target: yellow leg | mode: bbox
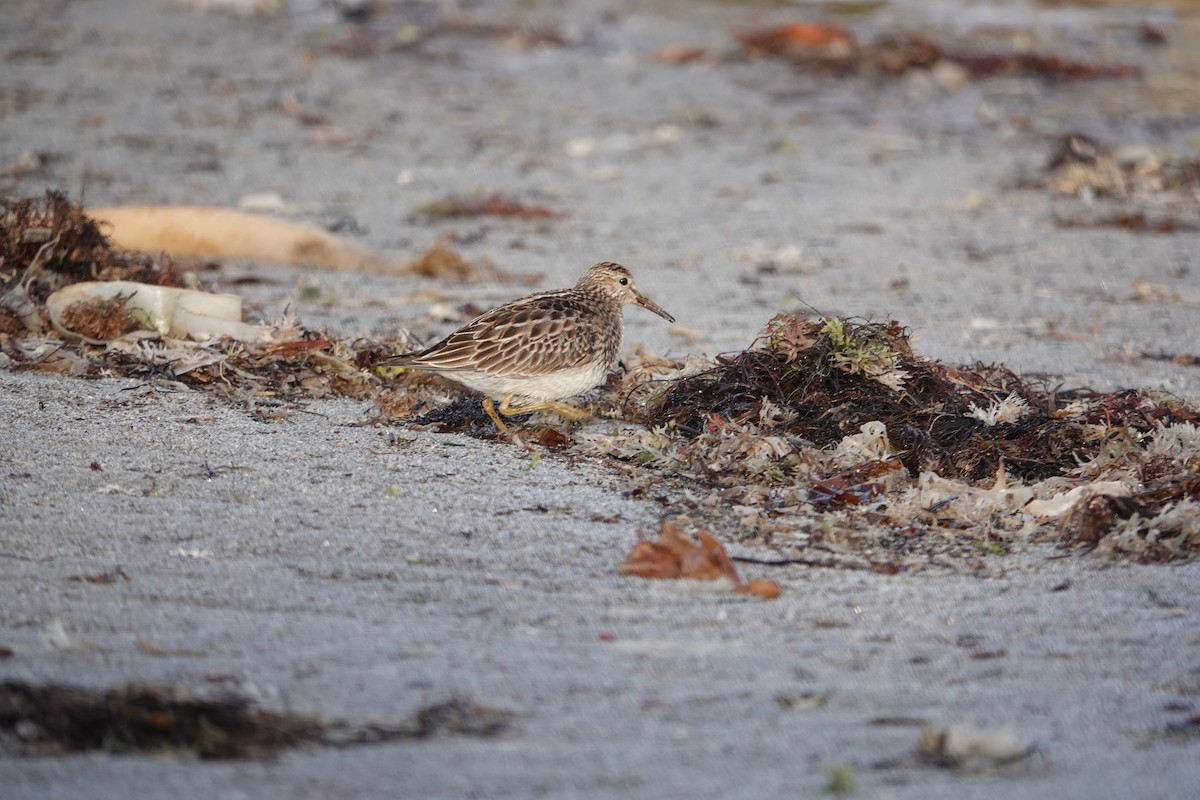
[481,396,509,434]
[497,395,590,422]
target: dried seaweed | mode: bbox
[734,25,1142,81]
[0,680,322,759]
[412,191,566,221]
[0,191,181,306]
[0,680,512,759]
[1055,211,1200,234]
[57,293,142,341]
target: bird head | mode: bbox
[577,262,675,323]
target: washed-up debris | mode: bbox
[1140,351,1200,367]
[653,46,709,65]
[0,680,513,759]
[404,236,490,281]
[1055,210,1200,234]
[66,568,130,585]
[403,236,538,284]
[619,518,782,598]
[47,280,265,343]
[134,638,206,658]
[576,315,1200,565]
[41,620,97,653]
[412,191,567,221]
[322,7,578,59]
[736,22,857,60]
[947,52,1141,81]
[1024,481,1132,518]
[775,690,833,710]
[8,311,382,406]
[731,22,1142,80]
[915,722,1034,769]
[1015,134,1200,232]
[1162,715,1200,742]
[821,763,857,795]
[1036,134,1200,200]
[92,205,410,274]
[0,197,520,421]
[169,0,283,15]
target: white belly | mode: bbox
[438,359,612,403]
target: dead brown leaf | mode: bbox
[534,427,573,448]
[619,518,782,598]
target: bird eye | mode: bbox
[619,277,628,286]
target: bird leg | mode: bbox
[481,396,510,434]
[497,395,590,423]
[480,395,590,435]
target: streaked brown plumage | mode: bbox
[379,262,674,432]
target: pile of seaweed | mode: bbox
[575,315,1200,567]
[644,315,1195,482]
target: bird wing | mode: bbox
[396,292,610,378]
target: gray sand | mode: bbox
[2,1,1199,797]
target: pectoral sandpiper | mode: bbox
[379,261,675,433]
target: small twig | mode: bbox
[926,497,957,513]
[731,554,870,570]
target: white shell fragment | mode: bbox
[1024,481,1133,518]
[46,280,265,343]
[917,722,1033,768]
